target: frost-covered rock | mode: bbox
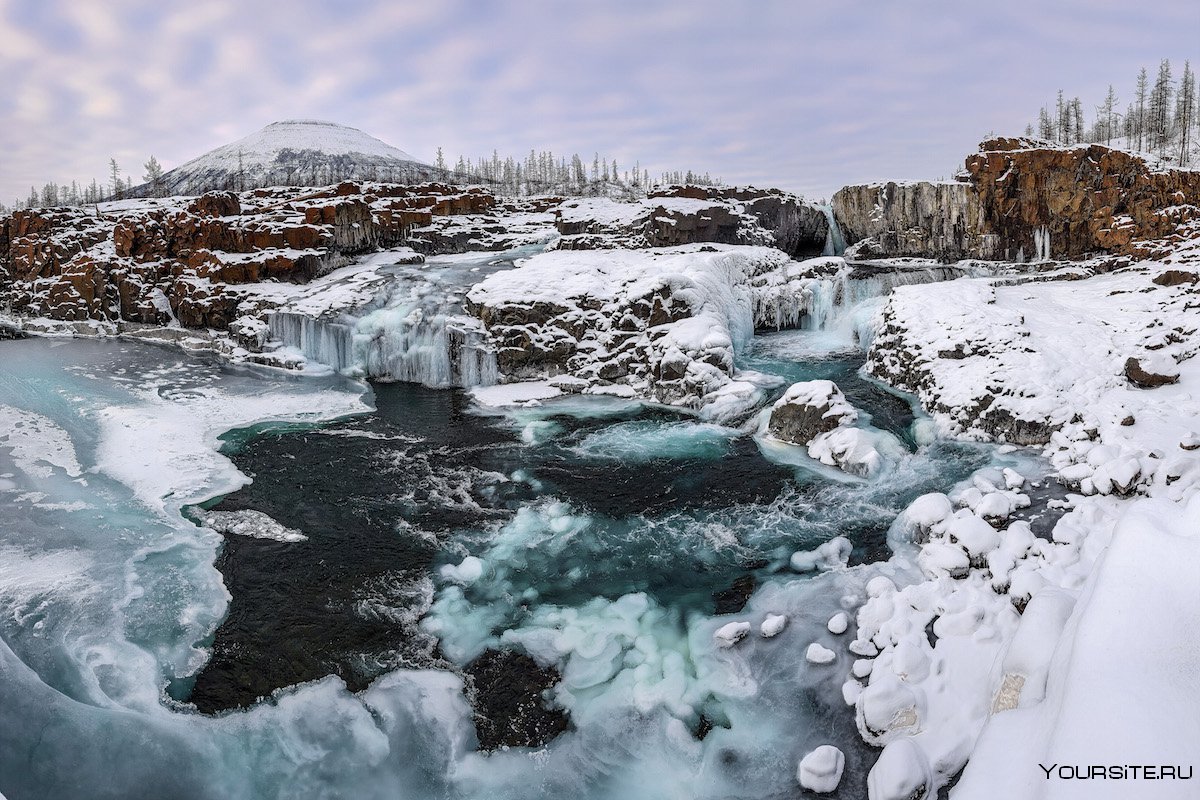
[765,380,899,476]
[797,745,845,794]
[553,186,829,257]
[466,244,795,418]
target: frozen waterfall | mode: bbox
[268,311,357,372]
[755,262,978,350]
[820,205,847,257]
[266,248,539,388]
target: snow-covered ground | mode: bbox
[843,256,1200,798]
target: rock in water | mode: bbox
[767,380,857,445]
[712,573,756,614]
[797,745,845,794]
[465,649,569,750]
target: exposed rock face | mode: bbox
[465,648,568,751]
[767,380,858,445]
[833,138,1200,262]
[833,181,990,262]
[0,182,494,330]
[553,186,828,257]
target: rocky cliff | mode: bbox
[833,138,1200,263]
[0,182,492,328]
[554,186,829,257]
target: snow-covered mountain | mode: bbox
[132,120,436,197]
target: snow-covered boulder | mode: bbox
[713,621,751,648]
[868,738,931,800]
[805,642,837,664]
[797,745,845,794]
[766,380,858,445]
[808,426,886,477]
[760,613,787,638]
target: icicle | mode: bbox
[1033,226,1052,262]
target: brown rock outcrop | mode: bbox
[833,139,1200,262]
[0,182,498,330]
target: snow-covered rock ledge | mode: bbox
[464,244,837,419]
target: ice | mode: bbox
[441,555,485,585]
[790,536,853,573]
[798,744,846,793]
[469,381,563,407]
[0,406,84,480]
[202,509,307,542]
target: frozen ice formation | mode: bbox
[202,509,307,542]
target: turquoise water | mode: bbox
[0,327,1024,800]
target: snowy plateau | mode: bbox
[2,122,1200,800]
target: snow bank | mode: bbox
[954,495,1200,799]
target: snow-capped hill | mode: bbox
[133,120,435,197]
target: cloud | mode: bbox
[0,0,1195,204]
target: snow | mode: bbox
[955,496,1200,799]
[469,381,564,407]
[827,612,850,635]
[797,744,845,793]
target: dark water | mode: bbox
[185,349,992,715]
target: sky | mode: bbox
[0,0,1196,204]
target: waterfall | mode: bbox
[264,250,531,388]
[820,205,847,257]
[267,312,356,371]
[355,307,498,388]
[754,264,974,350]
